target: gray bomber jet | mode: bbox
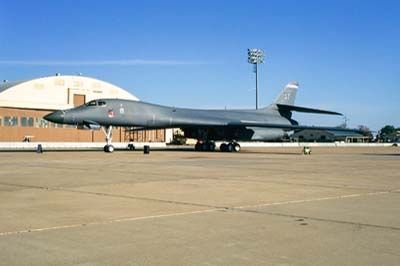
[44,82,347,153]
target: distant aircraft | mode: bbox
[44,82,348,153]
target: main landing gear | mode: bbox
[194,140,241,152]
[195,141,216,152]
[220,142,241,152]
[102,125,114,153]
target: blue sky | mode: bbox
[0,0,399,131]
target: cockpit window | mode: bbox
[85,100,106,107]
[98,101,107,107]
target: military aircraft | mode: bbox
[44,82,348,153]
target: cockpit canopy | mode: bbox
[86,100,107,107]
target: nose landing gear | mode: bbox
[102,126,115,153]
[104,144,114,153]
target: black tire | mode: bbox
[104,145,114,153]
[233,142,241,152]
[220,143,227,152]
[227,143,234,152]
[108,145,115,153]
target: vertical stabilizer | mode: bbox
[273,82,298,105]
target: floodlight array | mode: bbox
[247,49,264,64]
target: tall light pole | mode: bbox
[247,48,264,109]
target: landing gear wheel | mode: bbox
[220,142,240,152]
[220,143,228,152]
[227,143,234,152]
[195,141,216,152]
[102,126,114,153]
[233,142,241,152]
[104,145,115,153]
[108,145,114,153]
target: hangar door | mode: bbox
[73,94,86,107]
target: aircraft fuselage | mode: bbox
[46,99,293,141]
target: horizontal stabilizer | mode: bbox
[276,104,342,116]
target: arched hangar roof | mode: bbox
[0,75,139,110]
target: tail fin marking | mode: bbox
[273,81,298,105]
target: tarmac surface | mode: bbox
[0,146,399,266]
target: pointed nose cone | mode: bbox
[44,110,65,124]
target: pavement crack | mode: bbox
[1,182,399,234]
[0,182,50,190]
[215,177,379,192]
[0,182,219,209]
[0,181,221,209]
[232,208,400,231]
[56,187,221,209]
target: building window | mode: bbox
[4,116,18,127]
[0,116,2,126]
[35,118,49,128]
[49,122,63,128]
[21,117,34,127]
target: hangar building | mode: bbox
[0,75,165,142]
[291,129,367,143]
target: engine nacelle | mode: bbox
[182,126,287,141]
[247,127,286,141]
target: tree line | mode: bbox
[358,125,400,142]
